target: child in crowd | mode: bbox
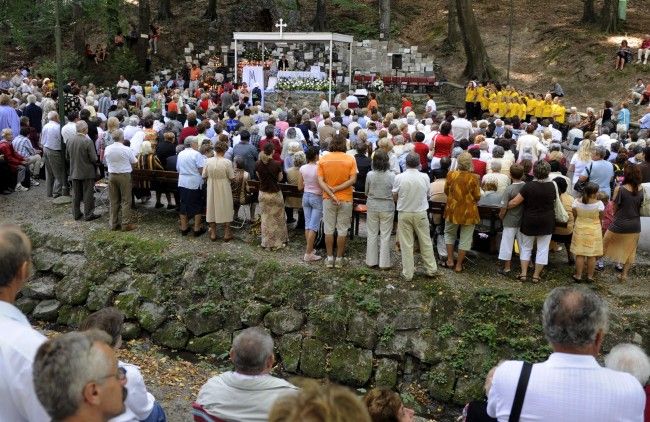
[571,183,604,282]
[497,164,525,275]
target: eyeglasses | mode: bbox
[98,366,126,383]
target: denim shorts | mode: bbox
[302,192,323,232]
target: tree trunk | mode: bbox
[600,0,619,33]
[312,0,327,31]
[72,0,85,55]
[581,0,597,23]
[379,0,391,40]
[204,0,217,21]
[456,0,496,80]
[444,0,460,49]
[158,0,173,20]
[138,0,151,63]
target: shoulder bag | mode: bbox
[508,362,533,422]
[573,163,592,194]
[552,181,569,223]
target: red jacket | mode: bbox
[0,140,25,171]
[179,126,199,145]
[413,142,430,170]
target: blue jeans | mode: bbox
[142,402,167,422]
[302,192,323,232]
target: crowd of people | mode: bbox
[1,67,650,282]
[0,224,648,422]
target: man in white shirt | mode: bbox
[487,286,645,422]
[123,116,141,142]
[116,75,130,98]
[516,125,543,161]
[425,93,437,116]
[196,327,298,421]
[451,110,472,141]
[104,130,137,232]
[392,153,437,281]
[42,111,70,197]
[345,90,359,107]
[319,93,329,114]
[61,111,79,145]
[596,127,614,150]
[566,122,584,150]
[0,225,49,422]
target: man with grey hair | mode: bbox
[196,327,298,421]
[23,94,42,133]
[488,286,645,421]
[33,330,127,422]
[0,225,49,421]
[176,136,206,235]
[66,120,99,221]
[98,90,112,117]
[605,343,650,390]
[41,110,70,197]
[392,152,437,281]
[104,130,137,232]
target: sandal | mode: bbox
[516,274,527,282]
[497,268,511,276]
[439,261,454,269]
[454,265,464,273]
[531,276,541,283]
[585,277,596,283]
[223,236,234,242]
[571,275,582,283]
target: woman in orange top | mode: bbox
[442,152,481,273]
[367,92,379,112]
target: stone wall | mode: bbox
[19,226,648,408]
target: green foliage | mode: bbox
[34,52,83,82]
[105,48,142,82]
[378,324,395,347]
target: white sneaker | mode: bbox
[326,257,335,268]
[636,59,642,64]
[31,179,40,186]
[15,184,29,192]
[304,253,322,262]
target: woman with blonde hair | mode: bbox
[568,136,594,191]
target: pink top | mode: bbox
[300,163,322,195]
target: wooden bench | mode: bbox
[131,169,179,193]
[245,180,303,200]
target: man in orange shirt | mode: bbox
[317,134,357,268]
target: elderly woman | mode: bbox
[177,136,206,236]
[442,152,481,272]
[299,146,323,262]
[377,137,401,174]
[569,137,594,190]
[256,142,288,250]
[203,141,234,242]
[507,160,557,282]
[364,150,396,270]
[482,161,510,193]
[285,151,306,230]
[602,165,644,281]
[578,107,597,133]
[364,388,415,422]
[231,156,250,222]
[604,343,650,420]
[488,145,512,176]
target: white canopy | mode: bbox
[232,32,354,104]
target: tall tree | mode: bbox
[138,0,151,62]
[455,0,496,80]
[379,0,391,40]
[204,0,217,21]
[106,0,122,36]
[71,0,84,55]
[581,0,597,23]
[312,0,327,31]
[158,0,173,20]
[445,0,460,49]
[600,0,619,33]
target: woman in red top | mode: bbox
[401,96,412,115]
[431,121,454,158]
[258,125,282,163]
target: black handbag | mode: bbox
[573,163,592,194]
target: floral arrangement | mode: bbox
[276,77,331,92]
[371,78,384,92]
[242,47,273,62]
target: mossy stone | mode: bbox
[86,285,114,311]
[57,305,90,328]
[55,276,90,305]
[32,248,60,272]
[15,297,38,315]
[52,254,86,277]
[264,308,305,335]
[453,376,485,405]
[114,290,141,319]
[23,276,57,299]
[122,322,141,340]
[105,271,131,292]
[137,302,168,332]
[329,344,373,387]
[375,358,399,388]
[347,312,378,349]
[46,236,83,253]
[153,321,189,349]
[278,333,302,373]
[32,299,61,321]
[300,338,328,379]
[427,362,455,402]
[241,302,272,326]
[186,331,231,355]
[131,274,159,301]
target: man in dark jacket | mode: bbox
[66,120,99,221]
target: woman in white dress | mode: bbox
[203,141,234,241]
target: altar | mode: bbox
[233,30,354,104]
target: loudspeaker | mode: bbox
[391,54,402,70]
